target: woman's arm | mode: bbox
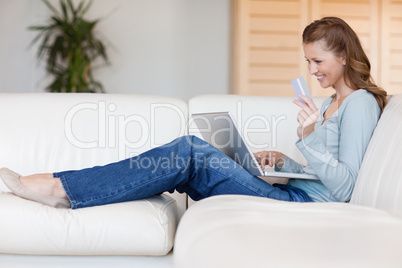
[295,96,380,201]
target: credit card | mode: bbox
[291,76,312,104]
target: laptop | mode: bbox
[191,112,319,180]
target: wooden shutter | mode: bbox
[234,0,309,96]
[381,0,402,94]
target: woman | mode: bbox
[0,17,387,209]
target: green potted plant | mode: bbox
[29,0,110,93]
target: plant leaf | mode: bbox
[28,25,53,31]
[47,35,66,73]
[27,31,46,49]
[74,1,85,18]
[60,0,69,22]
[66,0,75,17]
[79,0,93,17]
[36,34,51,60]
[41,0,60,16]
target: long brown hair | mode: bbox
[302,17,387,112]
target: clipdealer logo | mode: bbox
[64,101,186,158]
[63,100,289,159]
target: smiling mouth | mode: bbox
[317,75,325,81]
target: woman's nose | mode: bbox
[309,63,318,75]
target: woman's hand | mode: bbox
[293,95,320,140]
[254,151,286,170]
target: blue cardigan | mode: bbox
[279,89,381,202]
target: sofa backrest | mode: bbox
[188,94,326,183]
[350,94,402,217]
[0,93,188,216]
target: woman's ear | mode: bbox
[341,51,346,65]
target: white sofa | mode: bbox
[0,93,401,268]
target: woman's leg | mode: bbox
[53,135,312,209]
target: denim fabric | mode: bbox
[55,135,313,209]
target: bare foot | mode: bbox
[20,174,68,200]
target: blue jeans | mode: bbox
[54,135,313,209]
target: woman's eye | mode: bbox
[315,60,322,64]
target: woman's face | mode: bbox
[303,41,347,90]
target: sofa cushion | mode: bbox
[350,94,402,217]
[0,193,177,255]
[174,195,402,268]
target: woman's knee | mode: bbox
[173,135,206,145]
[170,135,210,153]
